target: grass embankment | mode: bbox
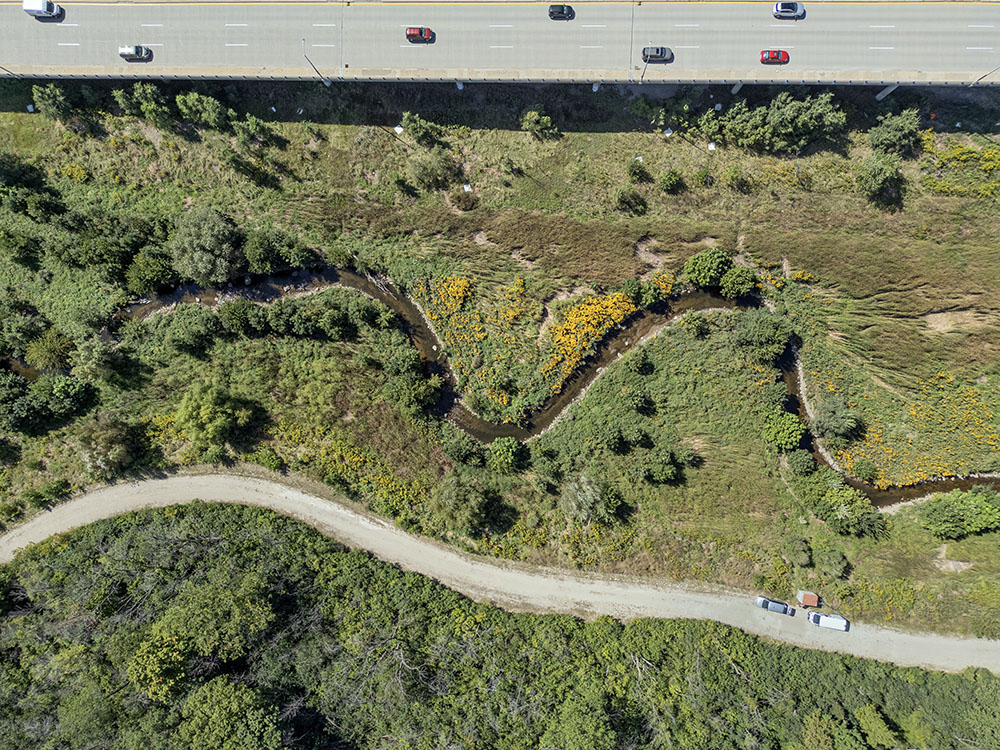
[1,81,1000,635]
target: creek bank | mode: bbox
[125,265,1000,508]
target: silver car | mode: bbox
[772,2,805,19]
[641,46,674,63]
[755,596,793,615]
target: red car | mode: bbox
[760,49,789,64]
[405,26,433,43]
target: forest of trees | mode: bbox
[1,503,998,750]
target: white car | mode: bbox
[773,2,805,19]
[807,612,849,631]
[119,45,152,62]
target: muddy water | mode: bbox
[123,266,1000,507]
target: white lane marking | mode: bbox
[141,23,162,27]
[490,45,513,48]
[311,44,336,47]
[869,46,894,50]
[869,25,895,28]
[675,45,700,49]
[489,24,513,27]
[968,24,994,28]
[579,45,603,49]
[581,24,606,28]
[311,23,336,27]
[145,43,163,47]
[225,43,249,46]
[225,23,248,27]
[674,24,700,27]
[967,46,994,50]
[57,42,79,46]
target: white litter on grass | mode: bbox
[270,106,276,112]
[635,156,643,162]
[463,184,472,192]
[394,125,404,134]
[26,104,34,113]
[714,103,722,111]
[708,142,716,151]
[956,122,962,128]
[296,108,303,115]
[663,127,673,136]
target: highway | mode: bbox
[1,1,999,84]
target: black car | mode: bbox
[548,4,574,20]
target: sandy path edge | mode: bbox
[1,473,997,674]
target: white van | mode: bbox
[23,0,63,18]
[807,612,849,631]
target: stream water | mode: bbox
[108,265,1000,508]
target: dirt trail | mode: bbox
[1,474,997,674]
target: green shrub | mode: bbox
[407,147,462,190]
[626,159,652,184]
[852,458,878,484]
[78,411,136,480]
[428,471,488,536]
[175,91,228,130]
[520,107,558,140]
[32,83,72,122]
[856,152,904,207]
[784,538,812,567]
[645,450,680,484]
[730,309,791,364]
[868,109,921,156]
[918,487,1000,540]
[694,167,714,187]
[126,249,176,297]
[814,548,850,579]
[112,83,171,127]
[449,188,479,211]
[486,436,523,474]
[24,327,74,372]
[719,266,758,299]
[715,92,847,155]
[786,449,816,476]
[722,164,753,193]
[683,248,732,287]
[175,382,252,449]
[761,410,806,453]
[681,312,711,338]
[559,473,619,524]
[658,168,685,194]
[168,207,243,286]
[611,186,647,215]
[811,395,862,440]
[401,111,443,147]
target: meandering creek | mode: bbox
[124,265,1000,508]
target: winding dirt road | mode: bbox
[1,474,997,674]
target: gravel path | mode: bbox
[1,474,997,674]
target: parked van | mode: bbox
[23,0,62,18]
[807,612,849,631]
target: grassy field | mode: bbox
[1,80,1000,635]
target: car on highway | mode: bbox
[807,612,850,631]
[118,45,152,62]
[405,27,434,43]
[548,5,574,20]
[755,596,793,615]
[772,2,805,19]
[641,47,674,63]
[760,49,789,64]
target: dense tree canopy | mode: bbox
[1,504,997,750]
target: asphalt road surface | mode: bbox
[1,1,999,83]
[1,473,999,674]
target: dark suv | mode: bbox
[548,5,574,20]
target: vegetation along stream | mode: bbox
[126,265,1000,508]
